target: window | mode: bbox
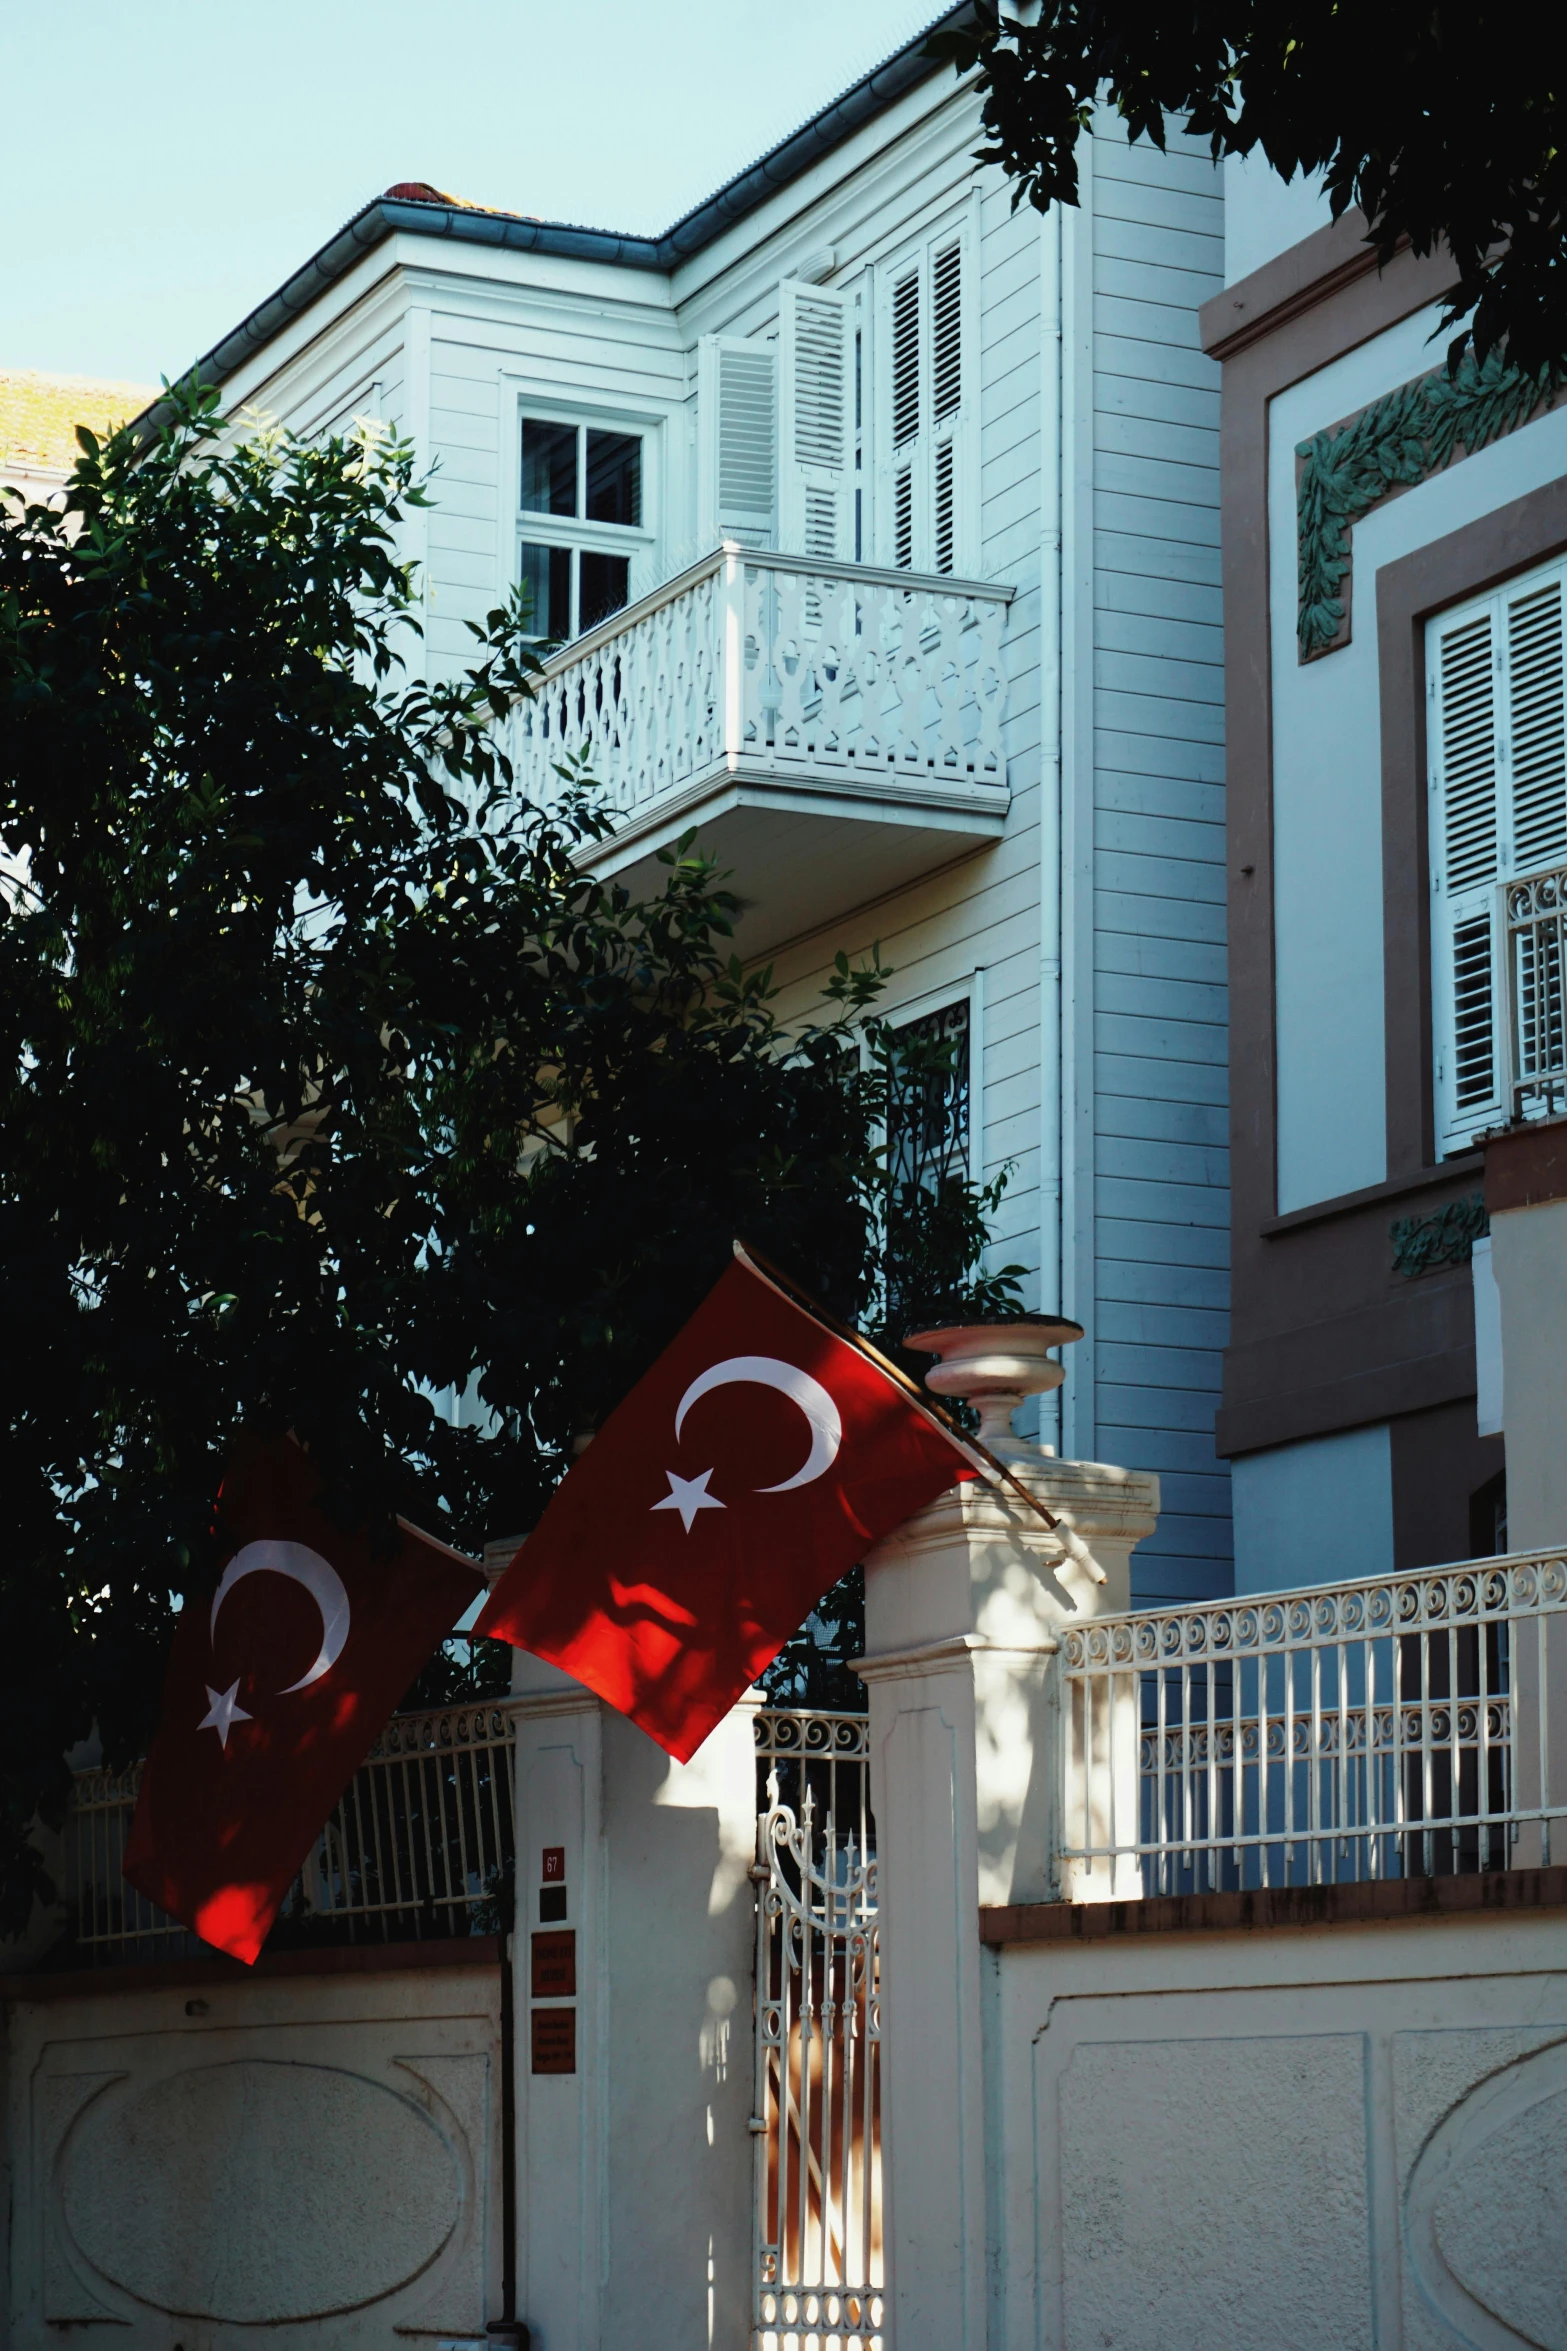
[1430,554,1567,1149]
[884,1000,973,1331]
[885,232,968,574]
[887,1001,971,1192]
[518,416,648,641]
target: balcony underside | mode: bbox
[580,758,1010,954]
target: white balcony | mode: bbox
[503,544,1013,951]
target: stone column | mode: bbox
[509,1651,606,2351]
[857,1324,1158,2348]
[505,1645,758,2351]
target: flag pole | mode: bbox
[732,1241,1105,1581]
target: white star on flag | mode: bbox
[651,1467,726,1533]
[198,1679,253,1749]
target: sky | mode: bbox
[3,0,950,389]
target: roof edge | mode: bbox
[139,3,973,432]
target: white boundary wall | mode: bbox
[986,1905,1567,2351]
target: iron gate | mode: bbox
[752,1709,884,2351]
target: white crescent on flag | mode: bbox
[209,1538,352,1693]
[673,1354,843,1492]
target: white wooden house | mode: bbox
[180,19,1230,1610]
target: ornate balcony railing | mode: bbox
[503,543,1011,845]
[1059,1551,1567,1899]
[62,1701,517,1963]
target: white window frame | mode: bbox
[1429,550,1567,1152]
[860,969,987,1193]
[502,393,660,641]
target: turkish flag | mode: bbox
[122,1432,484,1964]
[476,1249,974,1760]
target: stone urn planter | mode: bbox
[904,1316,1084,1452]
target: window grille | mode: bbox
[887,1000,970,1193]
[1429,557,1567,1149]
[883,999,972,1333]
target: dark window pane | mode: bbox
[579,550,630,632]
[585,430,641,526]
[521,419,577,516]
[885,1000,972,1334]
[888,1002,970,1191]
[520,541,572,638]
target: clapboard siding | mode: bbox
[210,65,1241,1606]
[1088,122,1229,1604]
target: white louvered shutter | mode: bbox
[1430,557,1567,1150]
[882,234,967,572]
[698,334,777,548]
[890,263,921,568]
[930,238,963,574]
[778,281,854,561]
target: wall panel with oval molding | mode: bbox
[6,1963,502,2351]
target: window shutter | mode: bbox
[1431,604,1504,1148]
[893,464,914,570]
[881,235,967,572]
[891,268,921,452]
[933,439,956,575]
[1505,574,1567,873]
[778,281,853,562]
[932,239,962,422]
[698,333,777,548]
[1430,559,1567,1147]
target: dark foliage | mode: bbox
[0,387,1017,1929]
[933,2,1567,375]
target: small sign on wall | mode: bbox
[539,1845,568,1921]
[531,1930,576,1998]
[531,2006,576,2075]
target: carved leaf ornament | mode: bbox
[1296,353,1557,660]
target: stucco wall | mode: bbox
[984,1905,1567,2351]
[1268,317,1567,1214]
[3,1953,504,2350]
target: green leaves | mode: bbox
[0,384,1018,1938]
[935,1,1567,377]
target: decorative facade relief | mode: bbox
[1296,352,1556,659]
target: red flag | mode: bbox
[122,1432,483,1964]
[476,1248,974,1760]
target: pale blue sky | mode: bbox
[3,0,949,388]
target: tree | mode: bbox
[934,2,1567,375]
[0,389,1017,1931]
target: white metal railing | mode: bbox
[1508,864,1567,1118]
[752,1708,882,2351]
[64,1701,516,1960]
[505,543,1011,834]
[1059,1551,1567,1898]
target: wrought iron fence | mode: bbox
[1060,1551,1567,1897]
[752,1708,882,2351]
[64,1701,517,1962]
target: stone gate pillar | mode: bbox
[856,1324,1158,2349]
